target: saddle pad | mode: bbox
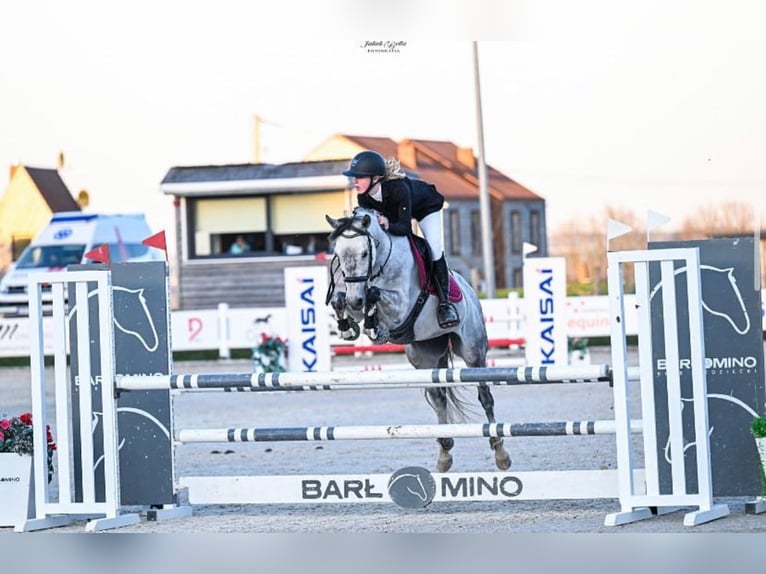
[408,236,463,303]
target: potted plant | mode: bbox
[750,416,766,499]
[252,332,287,373]
[567,336,591,365]
[0,412,56,526]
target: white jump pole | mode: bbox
[175,419,643,444]
[116,363,612,392]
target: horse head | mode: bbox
[326,208,384,312]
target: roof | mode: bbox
[161,160,350,185]
[159,136,543,203]
[337,134,543,202]
[24,166,80,211]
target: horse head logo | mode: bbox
[649,265,750,335]
[387,466,436,508]
[68,286,160,352]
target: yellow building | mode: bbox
[0,165,80,272]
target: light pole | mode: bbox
[473,41,495,298]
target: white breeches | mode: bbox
[417,211,444,260]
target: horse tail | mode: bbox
[424,347,475,423]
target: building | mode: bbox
[0,164,80,272]
[161,134,546,310]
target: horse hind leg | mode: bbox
[426,386,455,472]
[478,386,511,470]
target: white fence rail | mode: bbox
[3,292,765,359]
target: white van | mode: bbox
[0,211,164,316]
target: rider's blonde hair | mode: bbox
[384,157,406,180]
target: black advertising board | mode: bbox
[70,262,173,505]
[650,238,765,496]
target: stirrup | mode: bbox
[437,303,459,328]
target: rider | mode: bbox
[342,149,460,329]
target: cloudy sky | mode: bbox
[2,0,765,240]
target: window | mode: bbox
[510,210,522,254]
[470,210,481,256]
[530,210,541,251]
[271,193,344,254]
[448,210,461,256]
[512,266,523,288]
[188,192,346,258]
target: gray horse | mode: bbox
[326,207,511,472]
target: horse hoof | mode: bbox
[437,453,453,473]
[496,453,512,471]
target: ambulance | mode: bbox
[0,211,164,316]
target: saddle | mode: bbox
[407,235,463,303]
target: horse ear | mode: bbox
[325,214,338,228]
[361,214,372,228]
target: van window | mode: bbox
[16,245,86,268]
[99,243,156,263]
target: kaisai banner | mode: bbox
[523,257,568,366]
[284,266,331,372]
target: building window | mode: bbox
[530,210,541,250]
[470,210,481,256]
[189,192,345,258]
[510,210,522,254]
[448,210,461,256]
[513,266,523,288]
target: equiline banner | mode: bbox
[649,238,765,496]
[69,262,174,506]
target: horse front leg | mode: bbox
[478,386,511,470]
[362,287,388,343]
[330,292,360,341]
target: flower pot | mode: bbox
[0,453,34,527]
[755,436,766,498]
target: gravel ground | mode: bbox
[2,347,766,535]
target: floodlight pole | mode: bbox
[473,41,496,298]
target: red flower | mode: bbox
[19,412,33,425]
[0,418,10,430]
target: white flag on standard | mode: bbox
[522,242,538,257]
[606,219,632,241]
[647,209,671,231]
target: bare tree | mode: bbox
[679,201,759,239]
[550,205,646,294]
[550,200,763,294]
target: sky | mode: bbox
[2,0,766,246]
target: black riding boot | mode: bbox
[433,256,460,328]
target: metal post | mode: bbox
[473,41,495,297]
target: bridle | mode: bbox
[334,213,393,288]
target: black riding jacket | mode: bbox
[357,177,445,236]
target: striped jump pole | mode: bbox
[117,363,612,392]
[176,419,643,444]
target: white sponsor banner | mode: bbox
[284,266,331,372]
[3,291,760,358]
[180,469,633,504]
[523,257,568,366]
[0,316,54,358]
[170,309,220,351]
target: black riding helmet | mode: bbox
[342,150,387,178]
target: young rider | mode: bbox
[342,150,459,328]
